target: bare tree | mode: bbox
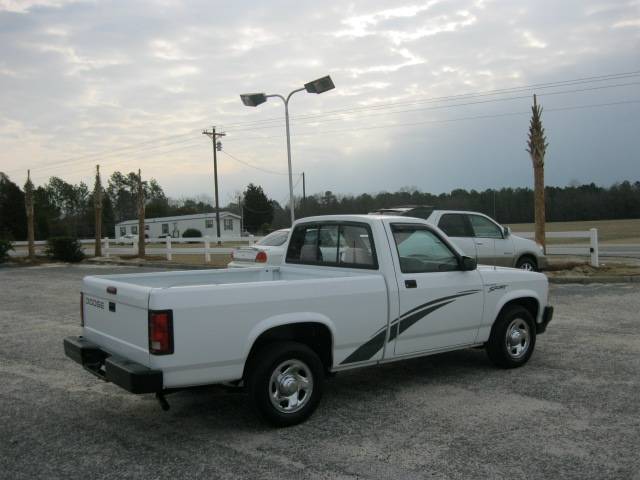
[526,94,549,252]
[137,169,145,258]
[94,165,103,257]
[24,170,35,259]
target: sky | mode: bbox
[0,0,639,206]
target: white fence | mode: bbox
[10,236,262,263]
[515,228,599,267]
[9,230,601,267]
[103,236,260,262]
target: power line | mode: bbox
[220,150,290,176]
[222,81,640,134]
[220,70,640,130]
[222,98,640,144]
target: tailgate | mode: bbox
[81,275,152,366]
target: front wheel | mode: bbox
[486,305,536,368]
[247,341,324,427]
[515,255,538,271]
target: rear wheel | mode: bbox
[486,305,536,368]
[247,341,324,427]
[516,255,538,271]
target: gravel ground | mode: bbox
[1,264,639,480]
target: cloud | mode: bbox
[0,0,638,200]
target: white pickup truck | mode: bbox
[64,214,553,426]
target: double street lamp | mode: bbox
[240,75,335,225]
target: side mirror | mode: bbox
[460,256,477,271]
[503,226,511,237]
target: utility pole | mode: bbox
[202,126,226,245]
[137,169,145,258]
[302,172,306,215]
[24,170,35,260]
[94,165,103,257]
[238,195,243,234]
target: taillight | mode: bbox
[80,292,84,327]
[148,310,174,355]
[255,251,268,263]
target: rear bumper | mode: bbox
[537,306,554,334]
[63,336,162,394]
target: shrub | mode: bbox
[182,228,202,238]
[0,239,13,263]
[45,237,85,262]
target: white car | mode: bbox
[65,214,553,426]
[228,229,290,267]
[375,208,546,271]
[426,210,546,271]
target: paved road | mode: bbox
[1,265,639,479]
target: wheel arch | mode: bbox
[515,252,539,269]
[495,294,540,325]
[243,314,335,379]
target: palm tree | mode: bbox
[24,170,35,259]
[94,165,102,257]
[526,94,548,252]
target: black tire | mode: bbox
[247,341,324,427]
[515,255,538,271]
[486,305,536,369]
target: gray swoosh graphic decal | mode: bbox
[340,290,480,365]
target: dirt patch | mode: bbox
[545,260,640,278]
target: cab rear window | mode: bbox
[286,223,378,269]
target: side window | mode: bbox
[338,225,375,268]
[438,214,471,237]
[119,226,126,236]
[131,225,138,235]
[161,224,169,234]
[392,225,459,273]
[286,223,377,269]
[469,215,503,239]
[205,219,214,228]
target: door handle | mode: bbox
[405,279,417,288]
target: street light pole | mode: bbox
[266,88,304,226]
[241,75,335,227]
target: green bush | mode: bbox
[45,237,85,262]
[0,239,13,263]
[182,228,202,238]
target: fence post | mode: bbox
[590,228,599,267]
[249,234,255,246]
[132,239,138,256]
[166,236,172,261]
[205,237,211,263]
[104,237,110,258]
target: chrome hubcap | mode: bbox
[269,359,313,414]
[505,318,530,359]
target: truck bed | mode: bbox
[90,265,369,289]
[81,265,389,387]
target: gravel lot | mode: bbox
[1,264,639,479]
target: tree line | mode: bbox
[294,181,640,226]
[1,170,638,241]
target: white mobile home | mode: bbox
[115,212,242,241]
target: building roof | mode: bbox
[116,211,241,226]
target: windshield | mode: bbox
[257,230,290,247]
